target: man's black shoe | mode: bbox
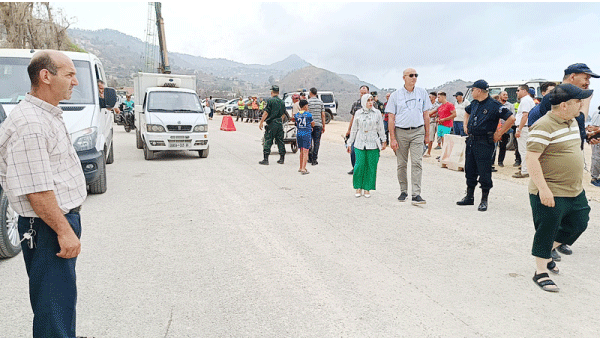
[551,249,562,262]
[277,155,285,164]
[259,154,269,165]
[398,192,408,202]
[498,162,504,167]
[411,195,426,205]
[557,244,572,255]
[478,200,488,211]
[491,166,498,172]
[456,196,475,205]
[348,169,354,175]
[311,160,318,165]
[513,161,521,167]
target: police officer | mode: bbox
[457,80,516,211]
[371,91,385,114]
[258,85,287,165]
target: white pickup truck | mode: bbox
[134,73,209,160]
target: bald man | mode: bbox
[0,50,87,337]
[385,68,432,204]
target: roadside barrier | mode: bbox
[220,115,236,131]
[439,134,465,171]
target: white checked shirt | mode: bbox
[0,94,86,217]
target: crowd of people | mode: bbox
[255,64,599,294]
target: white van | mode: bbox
[464,79,557,104]
[134,73,209,160]
[0,49,116,258]
[282,91,337,123]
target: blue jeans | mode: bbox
[453,121,466,136]
[19,212,82,338]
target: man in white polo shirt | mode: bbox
[513,84,536,178]
[385,68,432,205]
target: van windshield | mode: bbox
[147,91,203,113]
[0,57,95,104]
[320,94,334,103]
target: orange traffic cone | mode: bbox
[220,115,236,131]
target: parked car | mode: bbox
[212,98,229,113]
[223,98,240,115]
[282,90,337,124]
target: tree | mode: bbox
[0,2,78,51]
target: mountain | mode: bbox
[268,54,310,72]
[338,74,378,92]
[427,79,473,104]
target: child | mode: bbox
[294,99,315,174]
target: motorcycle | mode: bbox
[122,106,135,133]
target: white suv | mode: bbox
[282,91,337,123]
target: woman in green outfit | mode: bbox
[346,94,387,197]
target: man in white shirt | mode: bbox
[452,91,469,136]
[513,84,536,178]
[385,68,432,204]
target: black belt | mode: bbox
[397,125,423,130]
[69,206,82,214]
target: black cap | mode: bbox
[270,85,279,92]
[370,91,378,96]
[564,63,600,78]
[467,80,489,90]
[548,83,593,105]
[453,91,464,97]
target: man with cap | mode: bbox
[258,85,287,165]
[453,91,469,136]
[527,83,593,292]
[385,68,431,204]
[457,80,515,211]
[371,91,385,116]
[527,63,598,259]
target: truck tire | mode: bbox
[88,151,107,194]
[106,141,114,164]
[143,142,154,160]
[0,192,21,258]
[324,112,332,124]
[199,146,209,158]
[136,129,144,149]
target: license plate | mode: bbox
[169,142,190,148]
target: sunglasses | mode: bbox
[407,74,418,78]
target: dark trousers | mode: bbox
[496,133,510,164]
[308,125,322,162]
[263,122,286,156]
[465,137,495,191]
[350,143,356,167]
[383,120,389,144]
[18,212,81,338]
[512,126,521,163]
[530,191,589,259]
[236,109,243,121]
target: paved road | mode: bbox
[1,117,600,337]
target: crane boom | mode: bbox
[155,2,170,74]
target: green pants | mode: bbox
[263,122,285,156]
[530,190,590,259]
[353,148,380,190]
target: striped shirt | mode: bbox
[527,112,583,197]
[0,94,87,217]
[307,97,324,127]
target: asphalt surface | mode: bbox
[1,116,600,337]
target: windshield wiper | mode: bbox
[174,109,201,113]
[148,108,172,112]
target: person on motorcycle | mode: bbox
[123,94,134,111]
[122,94,135,131]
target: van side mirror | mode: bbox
[104,87,118,108]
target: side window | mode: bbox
[94,64,101,82]
[506,87,518,104]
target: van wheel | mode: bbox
[106,142,114,164]
[199,146,209,158]
[143,142,154,160]
[136,129,143,149]
[89,151,107,194]
[324,112,332,124]
[0,192,21,258]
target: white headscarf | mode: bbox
[361,94,373,111]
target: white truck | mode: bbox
[134,73,209,160]
[0,49,117,258]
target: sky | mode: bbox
[54,1,600,111]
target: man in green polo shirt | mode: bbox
[527,83,593,293]
[258,85,287,165]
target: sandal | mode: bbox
[533,272,559,292]
[547,260,559,274]
[301,170,310,175]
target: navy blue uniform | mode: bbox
[465,96,513,190]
